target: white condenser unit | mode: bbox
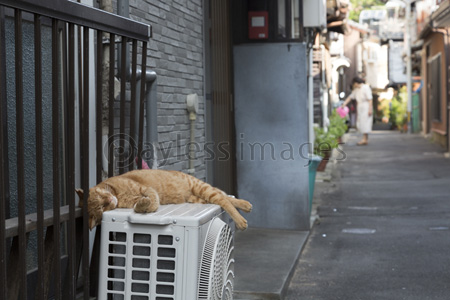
[98,203,235,300]
[303,0,327,28]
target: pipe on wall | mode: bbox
[117,0,158,168]
[143,71,158,168]
[186,93,199,175]
[188,111,196,174]
[308,47,314,150]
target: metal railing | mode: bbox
[0,0,151,298]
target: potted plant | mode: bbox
[313,110,347,172]
[328,110,348,143]
[314,127,338,171]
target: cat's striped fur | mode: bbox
[76,169,252,230]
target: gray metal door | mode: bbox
[233,43,310,231]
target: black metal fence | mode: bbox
[0,0,151,298]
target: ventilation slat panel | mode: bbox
[98,206,232,299]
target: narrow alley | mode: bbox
[3,0,450,298]
[286,131,450,300]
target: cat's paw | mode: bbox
[230,198,253,213]
[239,201,252,213]
[235,216,248,231]
[134,196,159,213]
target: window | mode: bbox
[278,0,286,38]
[428,54,441,121]
[232,0,304,44]
[291,0,301,39]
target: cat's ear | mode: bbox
[89,215,98,230]
[75,188,84,200]
[75,188,84,207]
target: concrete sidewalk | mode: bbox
[233,228,309,300]
[231,136,335,299]
[286,131,450,299]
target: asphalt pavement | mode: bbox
[286,130,450,300]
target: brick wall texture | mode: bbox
[128,0,206,180]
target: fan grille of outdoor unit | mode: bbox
[198,218,235,300]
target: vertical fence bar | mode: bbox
[0,5,9,300]
[76,25,85,296]
[129,39,137,170]
[65,22,76,299]
[96,30,103,183]
[137,41,147,170]
[108,33,115,177]
[42,225,55,299]
[34,13,45,300]
[82,26,90,300]
[78,25,83,158]
[52,18,62,300]
[90,29,104,297]
[15,9,27,300]
[7,237,22,299]
[119,37,127,174]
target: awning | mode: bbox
[431,0,450,28]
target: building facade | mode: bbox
[417,0,450,149]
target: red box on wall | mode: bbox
[248,11,268,39]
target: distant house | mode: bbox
[417,0,449,149]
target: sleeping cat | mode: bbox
[76,169,252,231]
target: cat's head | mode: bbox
[76,186,118,230]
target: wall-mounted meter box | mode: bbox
[302,0,326,28]
[248,11,269,39]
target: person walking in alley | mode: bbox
[342,76,373,145]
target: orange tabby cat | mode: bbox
[76,169,252,231]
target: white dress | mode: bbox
[349,84,373,134]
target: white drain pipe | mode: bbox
[186,94,199,174]
[308,47,314,152]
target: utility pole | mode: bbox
[405,0,413,133]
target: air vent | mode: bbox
[107,231,127,299]
[155,235,176,299]
[98,204,234,299]
[104,231,177,300]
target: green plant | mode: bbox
[314,127,339,158]
[314,110,347,158]
[328,110,348,138]
[378,98,391,123]
[390,86,407,130]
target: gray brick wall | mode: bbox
[128,0,206,180]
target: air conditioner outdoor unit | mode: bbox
[98,203,235,300]
[303,0,327,29]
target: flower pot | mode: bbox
[316,151,330,172]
